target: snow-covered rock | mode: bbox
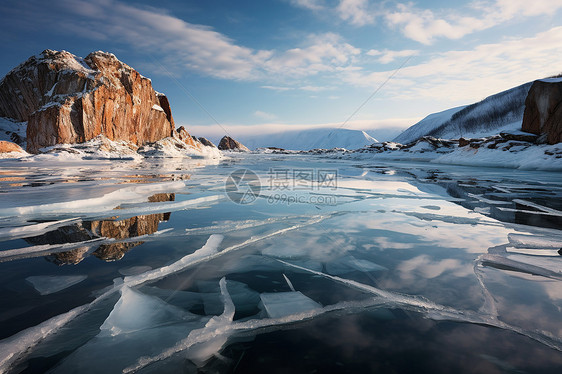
[0,117,27,147]
[138,137,222,159]
[0,50,176,153]
[217,136,249,152]
[0,140,27,158]
[342,133,562,170]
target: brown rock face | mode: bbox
[218,136,249,151]
[0,50,174,153]
[0,140,25,153]
[521,80,562,144]
[174,126,200,148]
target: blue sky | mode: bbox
[1,0,562,140]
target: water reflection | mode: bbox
[24,193,175,265]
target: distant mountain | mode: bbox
[237,128,378,150]
[393,82,533,144]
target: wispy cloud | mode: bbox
[289,0,325,11]
[341,26,562,101]
[29,0,360,82]
[366,49,419,64]
[336,0,375,26]
[384,0,562,44]
[384,3,490,45]
[261,84,334,92]
[254,110,278,120]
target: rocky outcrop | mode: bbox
[522,80,562,144]
[218,136,249,151]
[0,140,25,154]
[198,137,216,148]
[0,50,175,153]
[173,125,200,148]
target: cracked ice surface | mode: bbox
[0,155,562,373]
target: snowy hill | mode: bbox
[394,82,533,144]
[237,128,378,150]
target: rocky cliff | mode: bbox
[521,79,562,144]
[0,50,176,153]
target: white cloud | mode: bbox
[341,26,562,102]
[254,110,278,120]
[384,3,491,45]
[33,0,359,82]
[261,85,293,91]
[385,0,562,45]
[366,49,419,64]
[336,0,375,26]
[264,33,360,77]
[289,0,325,11]
[493,0,562,19]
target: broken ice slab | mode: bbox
[99,286,198,337]
[51,323,204,374]
[508,233,562,249]
[26,275,87,295]
[480,254,562,280]
[197,279,261,316]
[259,291,322,318]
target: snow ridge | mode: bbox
[394,82,533,144]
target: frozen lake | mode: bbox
[0,153,561,373]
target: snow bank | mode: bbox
[434,143,562,171]
[137,137,222,159]
[342,138,562,171]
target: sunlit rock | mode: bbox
[218,136,249,152]
[0,50,175,153]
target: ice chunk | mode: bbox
[508,233,562,249]
[480,254,562,280]
[260,292,321,318]
[26,275,87,295]
[512,199,562,215]
[99,286,191,337]
[283,274,296,292]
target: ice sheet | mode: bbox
[508,233,562,249]
[26,275,87,295]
